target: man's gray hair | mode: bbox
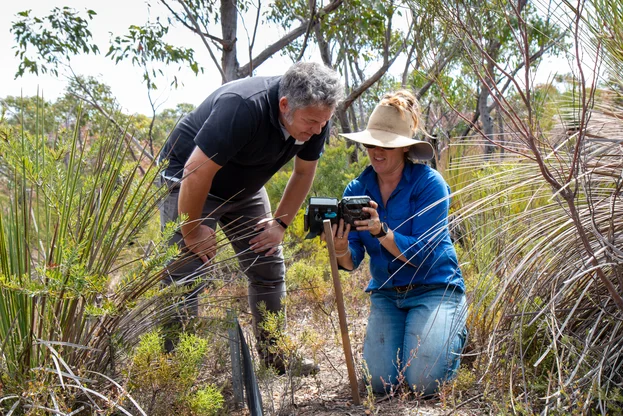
[279,62,344,111]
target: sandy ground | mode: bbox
[213,272,483,416]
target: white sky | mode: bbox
[0,0,294,115]
[1,0,579,116]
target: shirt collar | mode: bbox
[279,118,305,145]
[359,162,416,204]
[279,121,290,140]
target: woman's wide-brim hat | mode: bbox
[339,104,434,160]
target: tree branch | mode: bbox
[237,0,343,78]
[493,33,567,108]
[416,50,455,99]
[70,73,154,171]
[160,0,226,46]
[246,0,262,75]
[177,0,225,80]
[314,19,332,66]
[339,8,407,112]
[296,0,317,62]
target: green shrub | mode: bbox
[186,385,225,416]
[127,330,224,415]
[0,102,173,414]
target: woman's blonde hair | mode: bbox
[380,90,429,162]
[379,90,422,136]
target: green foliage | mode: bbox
[268,0,398,61]
[176,332,209,379]
[174,0,251,32]
[130,331,169,386]
[413,68,474,118]
[1,95,60,135]
[1,77,190,151]
[107,20,203,90]
[266,139,368,212]
[148,103,194,148]
[311,140,369,198]
[452,366,477,392]
[127,331,223,415]
[446,73,623,411]
[0,85,115,139]
[0,97,174,413]
[11,7,99,77]
[257,307,314,377]
[267,0,411,131]
[286,257,330,294]
[417,0,569,156]
[584,0,623,83]
[187,385,225,416]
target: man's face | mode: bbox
[279,97,334,142]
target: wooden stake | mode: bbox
[323,219,361,405]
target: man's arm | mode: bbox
[179,146,222,263]
[249,156,318,255]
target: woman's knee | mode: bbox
[404,355,449,395]
[363,362,399,395]
[405,327,467,395]
[363,344,401,394]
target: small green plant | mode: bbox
[257,308,297,369]
[186,385,225,416]
[127,330,224,415]
[361,361,376,412]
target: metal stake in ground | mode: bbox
[323,219,361,405]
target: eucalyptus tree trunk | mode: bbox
[220,0,239,83]
[314,21,332,69]
[478,81,495,154]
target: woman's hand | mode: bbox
[355,200,382,235]
[321,218,351,254]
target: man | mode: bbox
[159,62,343,375]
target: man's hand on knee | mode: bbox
[250,218,285,256]
[183,224,217,263]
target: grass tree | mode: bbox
[0,107,178,413]
[430,0,623,412]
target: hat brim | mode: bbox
[340,129,435,160]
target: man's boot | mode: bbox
[257,337,319,376]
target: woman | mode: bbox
[327,90,467,396]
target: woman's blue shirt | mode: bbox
[343,162,464,292]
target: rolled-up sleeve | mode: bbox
[345,232,366,270]
[392,172,450,267]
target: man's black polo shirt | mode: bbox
[161,76,329,200]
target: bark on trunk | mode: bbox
[479,82,495,154]
[221,0,239,83]
[314,21,332,67]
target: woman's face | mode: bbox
[367,145,409,177]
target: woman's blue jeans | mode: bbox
[363,284,467,396]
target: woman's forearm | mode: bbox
[379,229,414,266]
[335,246,355,270]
